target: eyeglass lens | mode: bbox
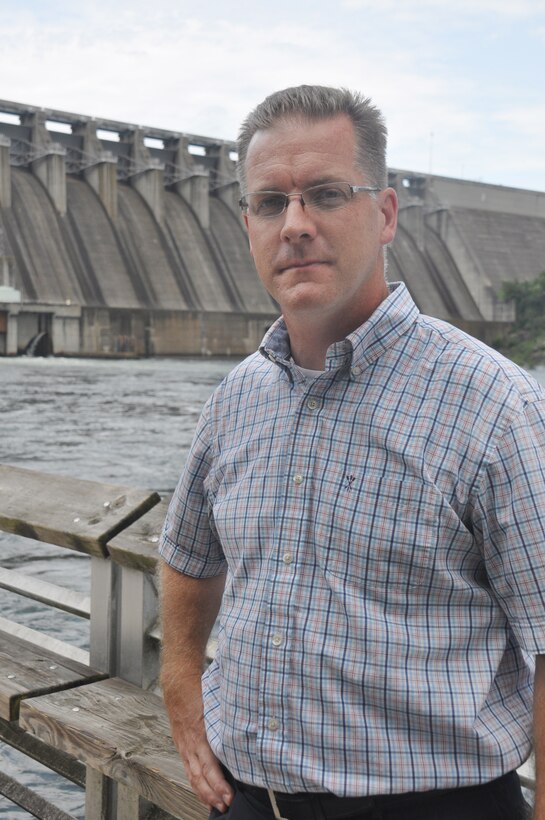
[246,182,354,218]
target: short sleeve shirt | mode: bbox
[160,283,545,796]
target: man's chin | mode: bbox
[278,289,339,319]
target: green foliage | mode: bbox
[500,270,545,328]
[496,271,545,366]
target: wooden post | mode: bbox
[88,501,165,817]
[107,498,168,692]
[118,566,159,690]
[89,556,120,673]
[85,768,112,820]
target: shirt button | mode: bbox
[268,718,279,732]
[307,398,318,410]
[282,552,294,564]
[272,634,283,647]
[293,474,303,485]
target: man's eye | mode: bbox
[254,195,285,215]
[308,185,348,209]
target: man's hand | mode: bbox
[168,685,233,812]
[160,564,231,811]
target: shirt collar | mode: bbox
[259,282,420,376]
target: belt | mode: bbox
[231,770,521,820]
[234,778,374,819]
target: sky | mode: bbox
[0,0,544,192]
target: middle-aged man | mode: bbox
[160,85,545,820]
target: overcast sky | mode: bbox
[1,0,544,192]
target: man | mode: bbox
[160,85,545,819]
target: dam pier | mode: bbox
[0,99,544,357]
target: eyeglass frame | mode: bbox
[238,181,381,218]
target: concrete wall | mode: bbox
[0,100,544,356]
[1,299,273,357]
[80,308,273,358]
[0,99,276,318]
[389,169,545,323]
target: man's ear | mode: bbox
[379,187,398,247]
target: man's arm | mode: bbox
[160,561,233,813]
[533,655,545,818]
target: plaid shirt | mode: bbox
[160,283,545,796]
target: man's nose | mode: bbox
[280,197,317,242]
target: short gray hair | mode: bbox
[237,85,388,192]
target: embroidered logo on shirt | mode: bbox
[345,474,356,491]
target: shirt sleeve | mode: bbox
[474,396,545,654]
[159,398,227,578]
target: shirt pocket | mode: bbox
[313,470,440,591]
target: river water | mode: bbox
[1,355,544,818]
[0,355,238,818]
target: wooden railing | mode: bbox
[0,463,207,820]
[0,464,536,818]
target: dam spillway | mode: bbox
[0,99,544,356]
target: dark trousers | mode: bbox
[209,770,530,820]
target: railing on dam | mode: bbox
[0,464,537,817]
[0,463,210,819]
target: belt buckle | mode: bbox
[267,788,290,820]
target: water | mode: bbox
[0,355,240,491]
[1,356,544,818]
[0,355,239,819]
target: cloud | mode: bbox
[0,0,543,191]
[0,13,437,138]
[341,0,545,17]
[495,104,545,140]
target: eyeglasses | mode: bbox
[239,181,381,219]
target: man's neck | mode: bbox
[286,285,389,370]
[288,325,336,370]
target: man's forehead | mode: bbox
[245,113,358,178]
[247,112,354,150]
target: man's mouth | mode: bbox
[279,259,326,273]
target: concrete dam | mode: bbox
[0,99,544,356]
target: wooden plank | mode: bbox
[20,677,208,820]
[106,499,170,572]
[116,782,140,820]
[0,769,77,820]
[0,567,91,618]
[0,714,85,787]
[0,615,90,667]
[0,630,106,721]
[117,566,159,690]
[0,465,161,557]
[84,767,112,820]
